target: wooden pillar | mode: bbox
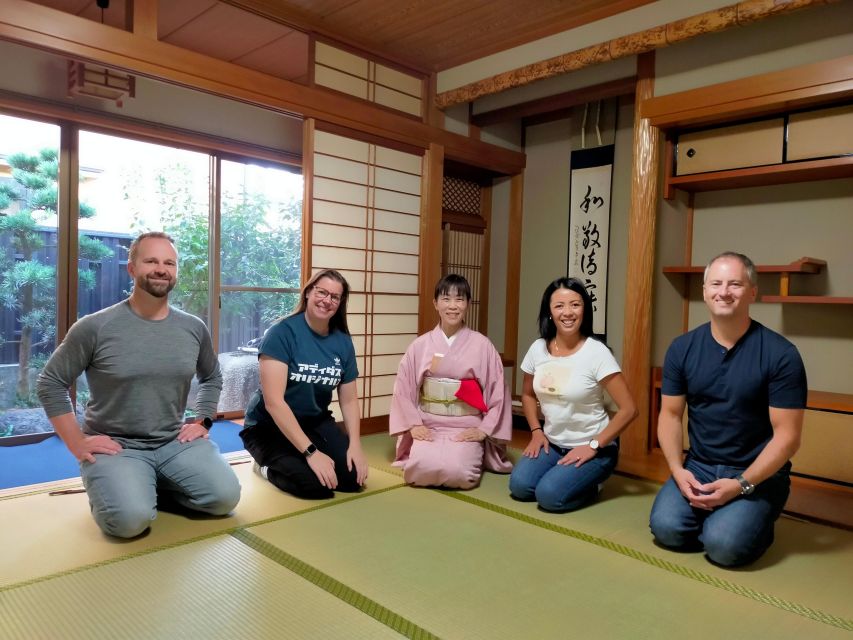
[300,118,316,284]
[619,52,661,460]
[504,173,524,387]
[419,143,444,334]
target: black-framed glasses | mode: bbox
[312,286,342,305]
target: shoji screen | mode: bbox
[311,129,423,420]
[314,42,424,118]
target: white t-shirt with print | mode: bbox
[520,337,621,448]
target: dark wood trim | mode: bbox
[642,55,853,129]
[472,76,637,128]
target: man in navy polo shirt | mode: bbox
[649,252,807,567]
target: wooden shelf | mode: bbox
[807,391,853,413]
[664,257,832,299]
[663,257,826,276]
[761,295,853,304]
[665,156,853,197]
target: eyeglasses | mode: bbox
[312,286,342,305]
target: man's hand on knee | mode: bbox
[178,421,210,443]
[71,435,122,463]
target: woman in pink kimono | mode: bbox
[389,274,512,489]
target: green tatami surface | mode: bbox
[247,488,851,639]
[361,434,853,626]
[1,434,850,640]
[0,535,405,640]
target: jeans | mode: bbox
[80,437,241,539]
[509,442,619,512]
[240,412,360,499]
[649,455,790,567]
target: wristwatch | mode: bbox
[198,417,213,430]
[735,474,755,495]
[589,439,600,452]
[303,443,318,458]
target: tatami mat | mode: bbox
[0,535,405,640]
[360,434,853,624]
[0,459,403,587]
[1,435,850,639]
[246,488,851,639]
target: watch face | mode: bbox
[589,439,600,450]
[201,417,213,429]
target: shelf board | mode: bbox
[666,156,853,194]
[664,257,826,275]
[808,391,853,413]
[761,295,853,304]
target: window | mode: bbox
[1,114,303,439]
[0,114,61,440]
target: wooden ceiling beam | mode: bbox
[470,76,636,128]
[436,0,840,109]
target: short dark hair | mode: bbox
[434,274,471,301]
[128,231,175,263]
[704,251,758,287]
[537,277,594,341]
[291,269,351,335]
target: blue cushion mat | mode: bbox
[0,421,245,489]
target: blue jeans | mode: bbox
[80,437,241,538]
[509,442,619,512]
[649,455,790,567]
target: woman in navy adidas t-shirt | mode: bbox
[241,269,368,498]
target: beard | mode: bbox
[136,274,176,298]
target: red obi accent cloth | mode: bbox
[454,379,488,413]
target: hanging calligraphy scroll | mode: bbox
[567,144,614,338]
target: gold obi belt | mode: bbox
[419,377,481,417]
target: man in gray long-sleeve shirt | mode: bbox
[37,231,240,538]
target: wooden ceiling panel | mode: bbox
[230,30,310,82]
[161,3,294,63]
[227,0,656,71]
[157,0,218,40]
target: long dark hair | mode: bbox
[537,277,594,341]
[291,269,351,335]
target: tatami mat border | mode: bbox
[0,482,404,594]
[231,529,439,640]
[439,490,853,632]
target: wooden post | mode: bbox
[419,143,444,334]
[619,52,661,461]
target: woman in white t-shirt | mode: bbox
[509,277,637,512]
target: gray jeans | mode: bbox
[80,437,241,538]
